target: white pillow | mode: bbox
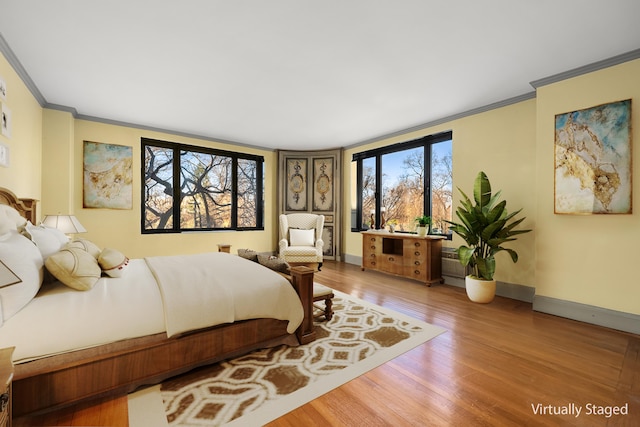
[22,222,70,260]
[0,205,27,235]
[289,228,315,246]
[0,230,44,325]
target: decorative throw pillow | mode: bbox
[237,248,259,262]
[289,228,315,247]
[65,238,101,259]
[45,247,101,291]
[257,254,290,274]
[98,248,129,277]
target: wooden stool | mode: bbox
[313,283,334,321]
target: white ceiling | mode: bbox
[1,1,639,151]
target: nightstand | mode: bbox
[0,347,13,427]
[217,244,231,253]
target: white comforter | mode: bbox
[145,252,304,337]
[0,253,303,363]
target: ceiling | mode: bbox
[1,1,639,151]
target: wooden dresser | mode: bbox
[0,348,13,427]
[361,231,444,286]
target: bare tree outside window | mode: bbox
[179,152,232,229]
[238,158,258,228]
[144,145,174,230]
[353,131,452,236]
[142,139,263,233]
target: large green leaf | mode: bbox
[473,171,492,209]
[445,171,531,283]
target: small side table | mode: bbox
[0,347,14,427]
[217,244,231,254]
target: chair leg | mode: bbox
[324,297,332,321]
[318,262,322,271]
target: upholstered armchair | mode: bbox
[279,213,324,271]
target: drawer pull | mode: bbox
[415,251,420,256]
[414,242,421,247]
[371,245,376,250]
[388,257,394,262]
[370,238,376,242]
[414,261,421,266]
[415,270,421,275]
[370,254,376,258]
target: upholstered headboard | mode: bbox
[0,187,38,223]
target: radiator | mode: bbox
[441,249,471,279]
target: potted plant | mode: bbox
[415,215,431,236]
[445,171,531,303]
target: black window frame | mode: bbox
[352,130,452,236]
[141,137,264,233]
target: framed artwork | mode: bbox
[0,142,9,167]
[313,157,334,211]
[0,76,6,100]
[1,103,11,138]
[554,99,632,214]
[83,141,133,209]
[285,158,307,211]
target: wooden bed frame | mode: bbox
[0,187,316,417]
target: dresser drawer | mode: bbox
[405,264,427,281]
[362,252,378,269]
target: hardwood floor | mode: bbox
[15,261,640,426]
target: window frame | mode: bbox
[141,137,264,233]
[351,130,452,236]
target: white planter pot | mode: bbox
[465,275,496,303]
[417,226,427,237]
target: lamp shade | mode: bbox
[41,214,87,234]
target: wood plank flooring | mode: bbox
[15,261,640,426]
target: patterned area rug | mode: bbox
[128,290,446,427]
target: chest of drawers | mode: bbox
[361,231,443,286]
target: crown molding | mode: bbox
[530,48,640,89]
[345,92,536,150]
[0,32,46,106]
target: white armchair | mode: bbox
[279,213,324,271]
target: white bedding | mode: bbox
[0,259,165,362]
[145,252,304,337]
[0,253,303,363]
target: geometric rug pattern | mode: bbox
[128,290,446,427]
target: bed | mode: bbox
[0,187,316,417]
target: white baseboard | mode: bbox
[443,276,535,303]
[344,255,639,334]
[533,296,640,335]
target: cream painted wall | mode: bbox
[4,48,638,317]
[39,118,277,259]
[0,53,42,200]
[342,99,537,288]
[535,59,640,315]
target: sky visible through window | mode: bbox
[361,138,452,234]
